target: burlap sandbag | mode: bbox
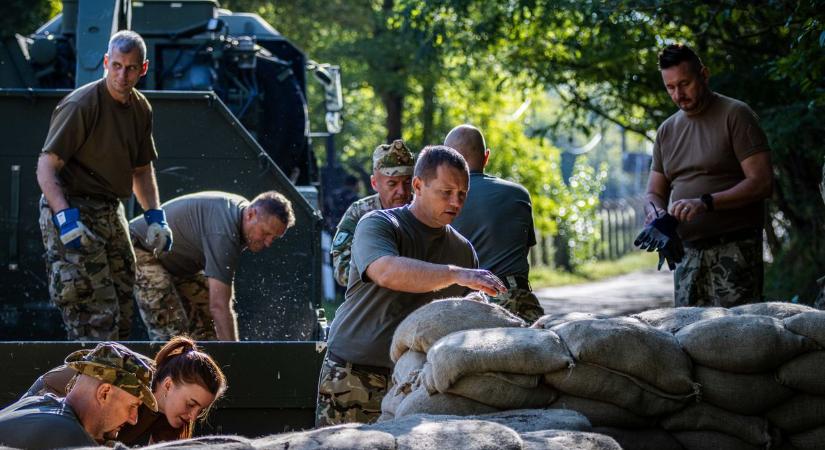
[784,311,825,347]
[765,394,825,433]
[694,365,794,415]
[473,408,592,433]
[672,430,762,450]
[252,424,396,450]
[531,312,607,329]
[521,430,622,450]
[676,315,817,373]
[593,427,683,450]
[777,351,825,394]
[390,297,525,362]
[444,373,557,409]
[660,402,772,447]
[787,425,825,450]
[381,379,416,420]
[550,395,656,428]
[394,386,497,418]
[425,327,574,393]
[369,414,523,450]
[632,306,733,334]
[142,436,255,449]
[393,350,427,386]
[731,301,817,319]
[553,317,696,395]
[544,362,688,416]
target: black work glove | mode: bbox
[634,212,684,271]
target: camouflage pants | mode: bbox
[315,355,388,427]
[487,276,545,323]
[133,247,216,341]
[39,196,135,340]
[674,237,764,308]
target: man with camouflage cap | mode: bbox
[330,139,415,286]
[447,124,546,323]
[0,342,156,448]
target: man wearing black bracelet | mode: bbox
[645,44,773,307]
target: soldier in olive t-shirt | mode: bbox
[0,394,97,448]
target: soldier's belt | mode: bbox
[326,351,391,376]
[683,228,761,250]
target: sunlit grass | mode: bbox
[530,251,660,288]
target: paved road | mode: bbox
[535,269,675,317]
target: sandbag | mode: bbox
[593,427,683,450]
[393,351,427,386]
[390,297,525,362]
[788,425,825,450]
[444,373,556,409]
[369,414,523,450]
[765,394,825,433]
[521,430,622,450]
[694,365,794,415]
[550,395,657,428]
[381,380,414,420]
[676,315,817,373]
[777,351,825,394]
[784,311,825,348]
[553,317,696,395]
[531,312,607,329]
[394,386,497,418]
[473,408,592,433]
[731,301,817,319]
[143,436,255,449]
[672,430,762,450]
[632,307,733,334]
[660,402,772,447]
[544,362,688,416]
[425,327,573,393]
[252,424,396,450]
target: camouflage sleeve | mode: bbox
[331,213,358,287]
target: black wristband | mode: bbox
[701,194,714,212]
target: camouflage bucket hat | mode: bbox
[65,342,158,412]
[373,139,415,176]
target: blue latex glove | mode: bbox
[52,208,97,249]
[144,209,173,254]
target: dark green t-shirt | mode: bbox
[0,394,97,448]
[327,206,478,368]
[451,172,536,278]
[42,78,157,200]
[130,191,247,284]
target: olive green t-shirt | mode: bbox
[0,394,97,448]
[326,206,478,368]
[652,93,770,241]
[452,172,536,278]
[42,78,157,200]
[130,192,247,284]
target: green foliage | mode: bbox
[1,0,59,38]
[530,250,659,288]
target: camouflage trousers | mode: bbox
[315,355,389,427]
[487,275,545,323]
[133,247,216,341]
[39,196,135,340]
[674,237,764,308]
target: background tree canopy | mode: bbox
[11,0,825,301]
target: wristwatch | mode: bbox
[701,193,714,212]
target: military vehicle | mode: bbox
[0,0,340,434]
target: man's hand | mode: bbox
[668,198,706,222]
[144,209,173,254]
[453,268,508,297]
[52,208,98,249]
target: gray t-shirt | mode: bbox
[327,206,478,368]
[130,191,247,284]
[0,394,97,448]
[451,172,536,278]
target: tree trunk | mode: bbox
[382,91,403,142]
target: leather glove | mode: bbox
[144,209,173,254]
[634,212,684,271]
[657,242,685,271]
[52,208,98,249]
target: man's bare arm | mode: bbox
[208,278,239,341]
[132,163,161,210]
[36,153,69,212]
[365,255,506,296]
[644,170,671,224]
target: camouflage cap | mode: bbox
[65,342,158,412]
[373,139,415,176]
